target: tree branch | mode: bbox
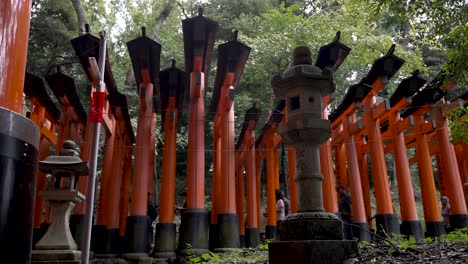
[70,0,89,35]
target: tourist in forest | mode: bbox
[441,196,451,232]
[336,185,353,240]
[275,190,285,224]
[280,191,290,216]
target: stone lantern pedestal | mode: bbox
[32,141,88,264]
[268,47,358,264]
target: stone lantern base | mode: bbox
[268,212,358,264]
[32,191,85,264]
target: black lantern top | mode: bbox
[389,70,427,107]
[236,103,262,150]
[400,71,448,118]
[159,60,187,126]
[255,100,285,148]
[329,80,372,122]
[108,92,135,144]
[70,26,118,94]
[182,8,218,77]
[210,31,251,114]
[315,31,351,72]
[127,27,162,91]
[364,44,405,85]
[24,72,60,122]
[45,67,88,125]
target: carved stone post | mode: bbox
[268,47,357,264]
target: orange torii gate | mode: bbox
[70,26,121,250]
[400,75,468,232]
[126,27,162,256]
[178,9,218,255]
[45,67,88,154]
[235,104,262,248]
[209,31,251,251]
[23,72,60,243]
[153,60,186,258]
[97,91,135,256]
[330,45,404,237]
[255,101,285,239]
[377,70,427,240]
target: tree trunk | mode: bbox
[70,0,88,35]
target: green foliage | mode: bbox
[448,107,468,144]
[188,252,220,263]
[441,228,468,242]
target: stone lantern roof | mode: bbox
[271,46,335,98]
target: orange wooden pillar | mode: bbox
[322,99,338,212]
[363,94,398,234]
[433,107,468,228]
[357,144,373,229]
[435,153,447,197]
[287,147,298,213]
[334,143,348,191]
[245,128,260,247]
[0,2,40,262]
[321,139,337,212]
[0,0,32,112]
[391,111,423,239]
[343,114,371,240]
[96,122,116,225]
[265,134,277,239]
[155,97,179,257]
[126,81,154,254]
[179,10,218,254]
[210,122,221,250]
[148,112,157,199]
[255,150,263,234]
[455,143,468,183]
[93,113,119,255]
[274,143,280,190]
[414,114,445,236]
[216,81,239,250]
[119,145,133,238]
[180,55,209,253]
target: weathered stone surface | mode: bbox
[279,215,343,241]
[92,258,128,264]
[31,249,81,263]
[269,240,358,264]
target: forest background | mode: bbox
[27,0,467,218]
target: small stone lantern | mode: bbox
[32,140,88,263]
[268,47,357,264]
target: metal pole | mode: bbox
[81,31,107,264]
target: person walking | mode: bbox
[280,191,290,216]
[275,190,285,223]
[336,185,353,240]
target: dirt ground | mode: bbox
[356,241,468,263]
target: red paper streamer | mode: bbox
[90,91,106,123]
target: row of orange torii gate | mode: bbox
[2,4,468,260]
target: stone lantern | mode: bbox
[32,140,88,263]
[268,47,357,264]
